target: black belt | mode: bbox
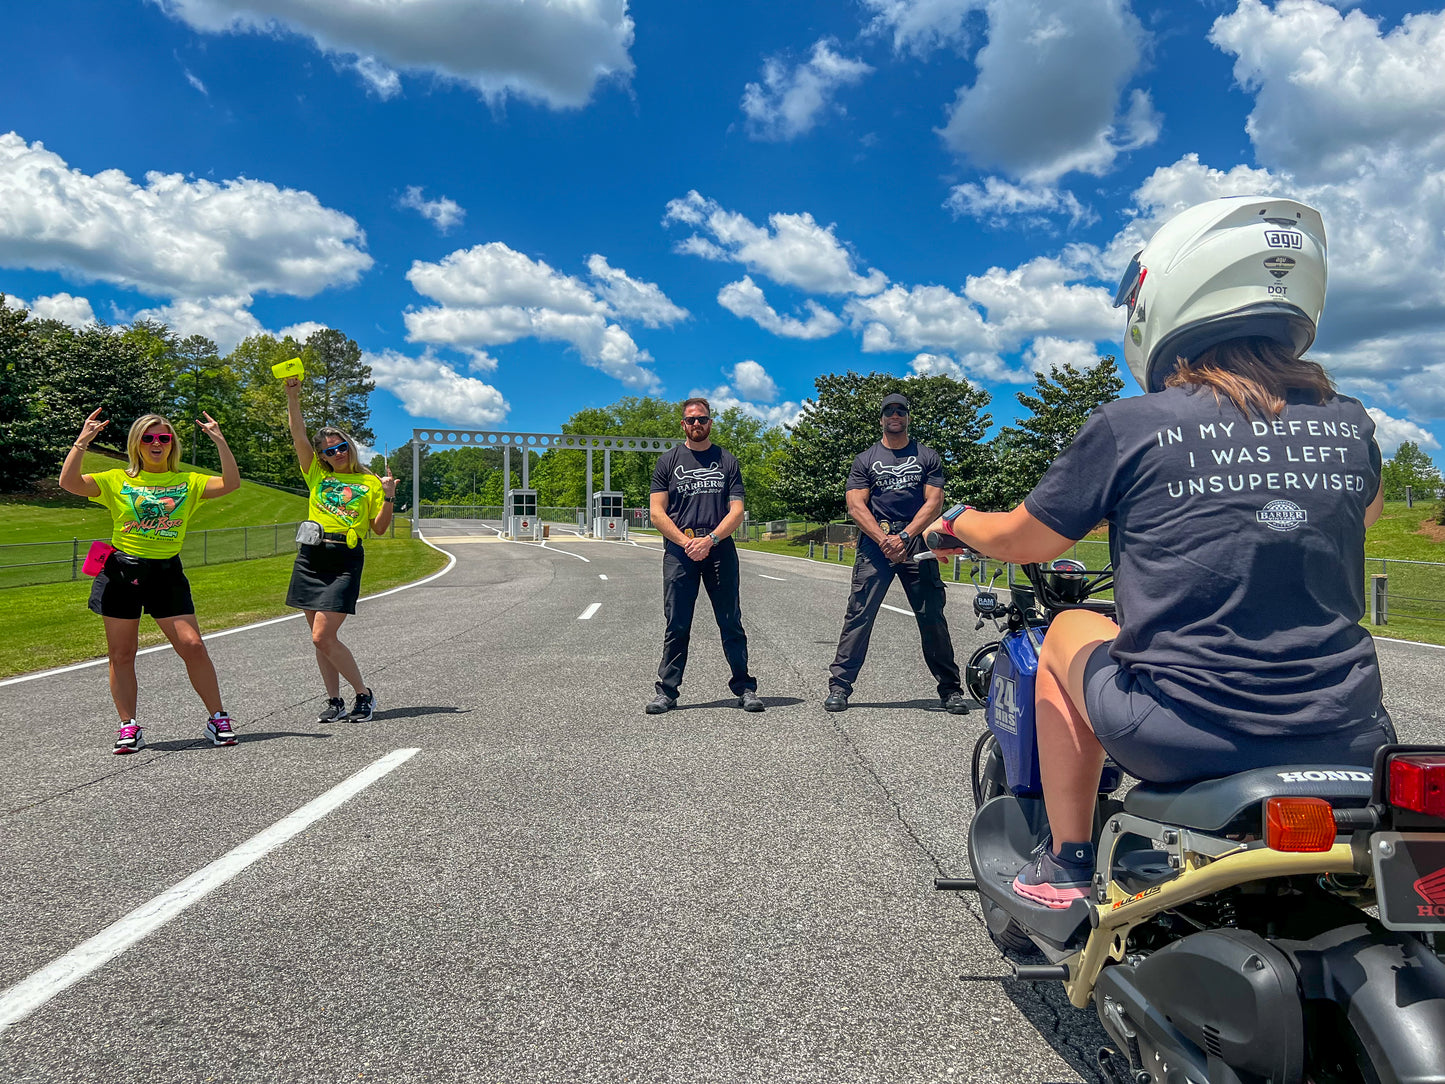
[878,520,912,534]
[681,527,719,538]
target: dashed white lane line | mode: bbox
[759,574,786,581]
[0,747,421,1034]
[598,574,608,580]
[579,603,602,620]
[882,603,916,616]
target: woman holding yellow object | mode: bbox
[283,376,395,723]
[59,409,242,754]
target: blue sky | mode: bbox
[3,0,1443,462]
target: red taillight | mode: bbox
[1389,755,1445,817]
[1265,797,1337,852]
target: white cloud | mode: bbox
[0,132,371,299]
[134,294,266,351]
[945,176,1095,227]
[1,291,97,328]
[1366,407,1441,458]
[367,349,509,427]
[277,320,327,343]
[585,254,688,327]
[937,0,1157,183]
[664,191,886,296]
[717,277,843,340]
[404,242,673,390]
[351,56,402,99]
[730,360,778,403]
[184,69,208,95]
[398,186,465,233]
[909,350,1026,385]
[1022,336,1101,374]
[741,38,873,141]
[1210,1,1445,180]
[691,385,803,429]
[149,0,634,109]
[861,0,981,56]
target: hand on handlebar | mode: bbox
[923,515,978,561]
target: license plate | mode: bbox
[1371,832,1445,931]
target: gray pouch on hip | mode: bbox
[295,520,324,545]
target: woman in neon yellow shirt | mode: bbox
[283,377,395,724]
[59,409,241,754]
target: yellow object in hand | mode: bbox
[271,357,304,380]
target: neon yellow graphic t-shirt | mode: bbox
[303,460,385,536]
[88,469,211,558]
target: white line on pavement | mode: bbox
[882,603,916,616]
[0,747,421,1034]
[759,574,786,581]
[0,536,460,689]
[598,574,608,580]
[579,603,602,620]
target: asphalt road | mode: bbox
[3,521,1443,1083]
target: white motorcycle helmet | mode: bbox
[1115,196,1327,392]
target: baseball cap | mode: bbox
[880,392,909,412]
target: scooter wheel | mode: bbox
[965,641,998,703]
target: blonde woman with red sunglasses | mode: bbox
[60,409,241,753]
[283,377,395,724]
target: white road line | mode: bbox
[0,747,420,1034]
[759,574,786,581]
[598,574,608,580]
[882,603,916,616]
[0,536,459,689]
[578,603,602,620]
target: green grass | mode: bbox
[0,449,310,546]
[0,536,449,680]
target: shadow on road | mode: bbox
[144,731,332,752]
[372,705,472,721]
[674,696,805,710]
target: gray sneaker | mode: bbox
[942,691,971,715]
[645,693,676,715]
[738,690,765,712]
[345,688,377,722]
[316,697,347,724]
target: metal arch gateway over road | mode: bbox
[410,428,683,537]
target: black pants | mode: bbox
[828,536,962,699]
[657,539,756,700]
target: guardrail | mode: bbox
[0,518,409,590]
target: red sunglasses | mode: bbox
[140,433,173,445]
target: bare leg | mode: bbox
[304,610,342,698]
[308,611,366,695]
[1034,609,1119,850]
[155,614,225,715]
[102,617,141,720]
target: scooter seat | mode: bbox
[1122,764,1373,832]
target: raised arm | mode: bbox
[58,408,106,498]
[369,461,397,535]
[284,377,314,473]
[197,413,241,498]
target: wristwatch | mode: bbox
[940,502,973,536]
[896,529,911,544]
[707,531,719,544]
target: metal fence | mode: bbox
[0,519,408,590]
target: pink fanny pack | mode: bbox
[82,541,116,577]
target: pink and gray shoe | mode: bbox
[1012,839,1095,909]
[112,722,144,755]
[206,712,239,746]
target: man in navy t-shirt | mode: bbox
[824,392,967,714]
[645,397,762,715]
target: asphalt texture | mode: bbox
[3,521,1444,1083]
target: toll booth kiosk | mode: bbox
[507,489,541,540]
[592,492,627,540]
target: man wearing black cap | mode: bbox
[824,392,968,714]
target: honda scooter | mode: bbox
[933,550,1445,1084]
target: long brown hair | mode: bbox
[1164,337,1335,419]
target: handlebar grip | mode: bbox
[925,530,975,558]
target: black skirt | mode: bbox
[286,541,365,614]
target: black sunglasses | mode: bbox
[683,415,711,426]
[140,433,173,445]
[881,405,909,417]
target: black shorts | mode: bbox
[286,541,364,615]
[88,553,195,621]
[1083,641,1395,784]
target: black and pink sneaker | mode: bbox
[1012,839,1094,909]
[112,722,144,755]
[206,712,239,746]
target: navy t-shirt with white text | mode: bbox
[651,444,745,533]
[845,440,945,524]
[1025,385,1385,738]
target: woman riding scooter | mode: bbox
[928,196,1394,909]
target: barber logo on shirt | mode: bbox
[1256,499,1308,532]
[870,456,924,493]
[673,463,726,495]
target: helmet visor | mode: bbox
[1113,250,1145,314]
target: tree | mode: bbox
[167,334,240,471]
[0,298,63,491]
[775,371,994,521]
[224,333,309,486]
[1381,440,1442,501]
[989,355,1125,509]
[303,328,374,444]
